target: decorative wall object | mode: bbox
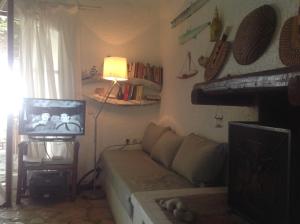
[81,66,99,80]
[214,107,224,128]
[210,7,223,42]
[198,27,231,81]
[94,87,105,96]
[177,52,198,79]
[179,22,210,45]
[170,0,210,28]
[232,5,277,65]
[279,7,300,66]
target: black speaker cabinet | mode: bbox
[29,171,68,201]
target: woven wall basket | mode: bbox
[279,13,300,66]
[233,5,277,65]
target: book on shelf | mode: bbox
[135,85,144,101]
[127,61,163,85]
[128,85,135,100]
[123,83,130,101]
[138,63,145,79]
[144,63,150,80]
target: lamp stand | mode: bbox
[83,80,118,200]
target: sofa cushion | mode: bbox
[141,122,170,154]
[101,150,193,217]
[150,130,183,168]
[171,134,226,186]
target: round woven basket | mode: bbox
[233,5,277,65]
[279,17,300,66]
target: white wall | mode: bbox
[159,0,298,142]
[77,1,161,177]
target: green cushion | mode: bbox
[150,130,183,168]
[142,122,170,154]
[171,134,225,186]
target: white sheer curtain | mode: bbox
[17,0,79,99]
[15,0,81,160]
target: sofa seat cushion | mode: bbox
[102,150,193,216]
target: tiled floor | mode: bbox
[0,196,115,224]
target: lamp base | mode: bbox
[81,189,105,200]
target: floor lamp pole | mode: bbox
[86,80,118,199]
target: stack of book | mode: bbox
[119,84,160,101]
[120,84,144,101]
[127,62,163,86]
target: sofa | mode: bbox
[101,122,227,224]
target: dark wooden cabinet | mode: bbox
[16,140,79,204]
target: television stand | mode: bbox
[16,139,79,204]
[28,135,76,142]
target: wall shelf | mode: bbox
[191,66,300,106]
[84,94,160,106]
[82,77,162,92]
[82,75,162,106]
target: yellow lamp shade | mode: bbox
[103,57,128,81]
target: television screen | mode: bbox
[19,98,86,136]
[228,122,291,224]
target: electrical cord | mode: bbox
[97,142,140,163]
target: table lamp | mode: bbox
[86,57,128,199]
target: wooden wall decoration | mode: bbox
[177,52,198,79]
[179,22,210,45]
[198,28,231,81]
[210,7,223,42]
[232,5,277,65]
[170,0,210,28]
[279,7,300,66]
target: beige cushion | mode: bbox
[142,122,170,154]
[171,134,225,185]
[150,130,183,168]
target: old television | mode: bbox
[19,98,86,136]
[228,122,293,224]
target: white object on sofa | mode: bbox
[131,187,226,224]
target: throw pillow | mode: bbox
[150,130,183,168]
[142,122,170,154]
[171,134,226,186]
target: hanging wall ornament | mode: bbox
[179,22,210,45]
[177,52,198,79]
[232,5,277,65]
[279,6,300,66]
[214,107,224,128]
[170,0,210,28]
[210,7,223,42]
[198,27,231,81]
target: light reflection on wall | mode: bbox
[79,0,159,45]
